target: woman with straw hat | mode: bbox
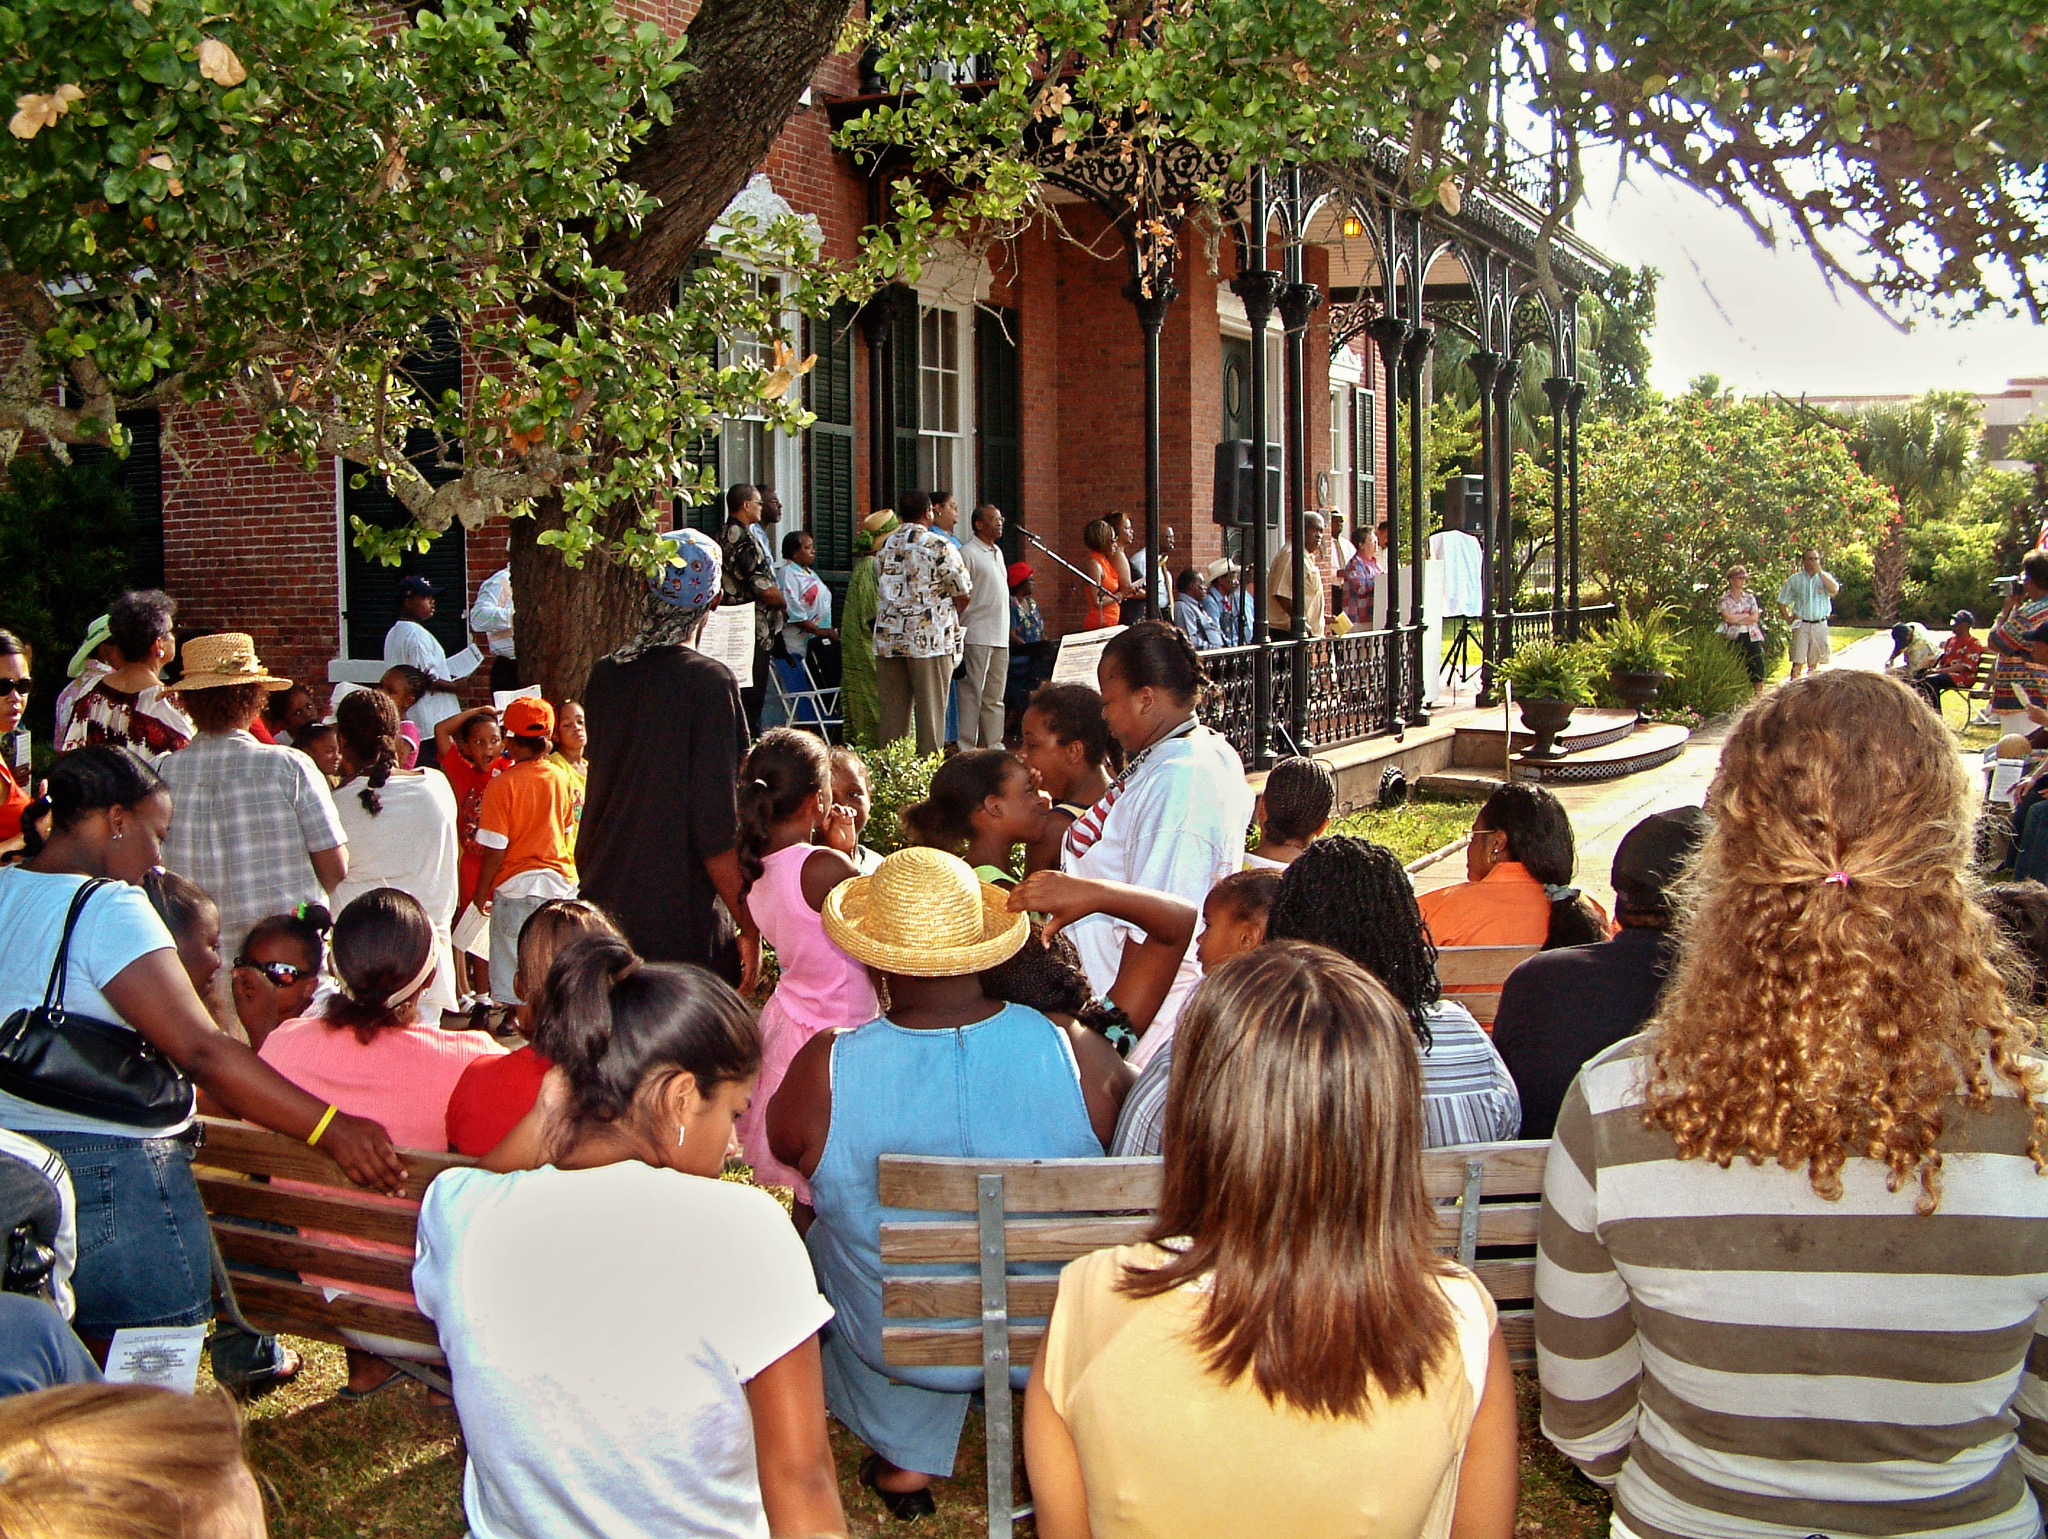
[768,846,1130,1520]
[157,634,349,982]
[841,510,897,747]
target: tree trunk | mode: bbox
[1872,517,1907,623]
[598,0,858,314]
[511,492,647,701]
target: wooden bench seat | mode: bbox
[1434,944,1542,1026]
[194,1117,471,1370]
[878,1140,1550,1536]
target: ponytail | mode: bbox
[1101,619,1210,710]
[20,745,163,859]
[900,748,1018,855]
[334,689,403,817]
[735,729,831,895]
[531,935,759,1150]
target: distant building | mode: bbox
[1801,376,2048,471]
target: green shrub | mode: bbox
[1497,639,1594,706]
[1661,629,1755,721]
[857,736,943,855]
[1600,603,1681,675]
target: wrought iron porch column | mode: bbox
[1230,170,1285,768]
[1403,324,1435,723]
[1493,357,1522,657]
[1543,375,1572,641]
[1567,379,1587,636]
[1124,279,1178,623]
[1278,261,1322,752]
[1367,314,1409,726]
[1467,350,1501,701]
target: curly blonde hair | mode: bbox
[1643,670,2044,1212]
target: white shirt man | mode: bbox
[384,576,476,742]
[959,505,1012,749]
[471,568,515,661]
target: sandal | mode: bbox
[336,1366,406,1403]
[859,1454,937,1522]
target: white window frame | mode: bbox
[915,301,975,509]
[694,267,807,528]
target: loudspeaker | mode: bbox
[1212,440,1282,527]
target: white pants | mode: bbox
[957,644,1009,747]
[1787,619,1831,665]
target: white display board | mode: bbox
[1051,625,1127,686]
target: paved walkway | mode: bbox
[1411,629,1901,915]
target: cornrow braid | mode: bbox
[1267,835,1438,1049]
[334,689,403,817]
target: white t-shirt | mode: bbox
[1063,724,1254,1068]
[962,536,1010,648]
[384,619,462,737]
[332,772,463,1017]
[414,1161,835,1539]
[0,869,189,1139]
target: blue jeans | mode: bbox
[33,1131,212,1335]
[0,1292,100,1398]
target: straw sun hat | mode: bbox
[822,847,1028,977]
[172,633,293,692]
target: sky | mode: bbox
[1571,148,2046,401]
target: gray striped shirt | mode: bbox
[1536,1035,2048,1539]
[1111,1000,1519,1155]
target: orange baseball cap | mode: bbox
[502,697,555,740]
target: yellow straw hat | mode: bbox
[172,633,293,692]
[822,847,1028,977]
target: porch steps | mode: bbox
[1418,720,1693,794]
[1451,707,1644,769]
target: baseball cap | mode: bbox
[1888,623,1916,660]
[1952,610,1976,627]
[502,697,555,740]
[1611,807,1707,918]
[1007,561,1033,589]
[396,575,440,599]
[1204,557,1239,582]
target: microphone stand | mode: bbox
[1018,527,1118,604]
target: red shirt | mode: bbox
[0,760,27,845]
[1938,633,1986,684]
[445,1045,551,1157]
[440,752,509,851]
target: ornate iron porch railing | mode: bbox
[1200,626,1427,765]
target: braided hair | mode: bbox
[1267,835,1438,1048]
[1101,619,1210,710]
[735,728,831,895]
[334,688,402,816]
[980,920,1132,1040]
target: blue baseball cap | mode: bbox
[651,527,722,611]
[396,575,440,598]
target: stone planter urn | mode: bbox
[1608,668,1670,721]
[1518,697,1578,760]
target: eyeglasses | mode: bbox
[234,959,311,987]
[0,679,30,698]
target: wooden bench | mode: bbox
[878,1140,1549,1536]
[193,1117,470,1388]
[1435,943,1541,1026]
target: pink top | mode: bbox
[747,844,879,1032]
[259,1015,507,1151]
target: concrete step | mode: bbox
[1452,706,1643,769]
[1422,720,1694,791]
[1414,770,1504,799]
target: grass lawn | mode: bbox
[1330,795,1481,866]
[224,1337,1611,1537]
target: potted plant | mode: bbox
[1602,604,1679,719]
[1498,640,1594,759]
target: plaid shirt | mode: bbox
[158,731,347,961]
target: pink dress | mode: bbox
[740,843,879,1199]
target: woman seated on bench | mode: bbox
[257,888,505,1399]
[415,936,845,1539]
[768,848,1133,1521]
[1417,783,1609,951]
[1269,837,1521,1148]
[1024,941,1519,1539]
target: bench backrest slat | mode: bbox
[878,1155,1163,1214]
[212,1221,418,1296]
[227,1273,444,1349]
[195,1117,467,1200]
[1432,946,1542,988]
[197,1173,425,1250]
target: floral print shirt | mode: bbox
[874,523,971,660]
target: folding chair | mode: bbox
[766,651,842,739]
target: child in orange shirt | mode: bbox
[473,697,578,1009]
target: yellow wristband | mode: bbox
[306,1104,339,1148]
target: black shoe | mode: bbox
[859,1454,937,1522]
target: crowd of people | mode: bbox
[6,517,2048,1539]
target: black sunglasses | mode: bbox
[0,679,30,698]
[233,959,311,987]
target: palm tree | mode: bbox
[1851,393,1979,621]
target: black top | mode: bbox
[577,645,749,982]
[1491,925,1680,1140]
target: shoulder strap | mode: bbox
[42,878,108,1014]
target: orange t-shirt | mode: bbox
[1416,860,1612,951]
[474,756,577,891]
[1084,551,1121,630]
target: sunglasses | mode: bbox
[234,958,312,987]
[0,679,30,698]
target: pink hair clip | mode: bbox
[1824,871,1851,887]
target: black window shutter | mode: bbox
[1354,387,1377,534]
[343,316,468,659]
[75,409,163,588]
[805,304,858,577]
[891,299,921,507]
[975,307,1023,563]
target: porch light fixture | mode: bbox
[1340,213,1366,239]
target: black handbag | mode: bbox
[0,880,196,1130]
